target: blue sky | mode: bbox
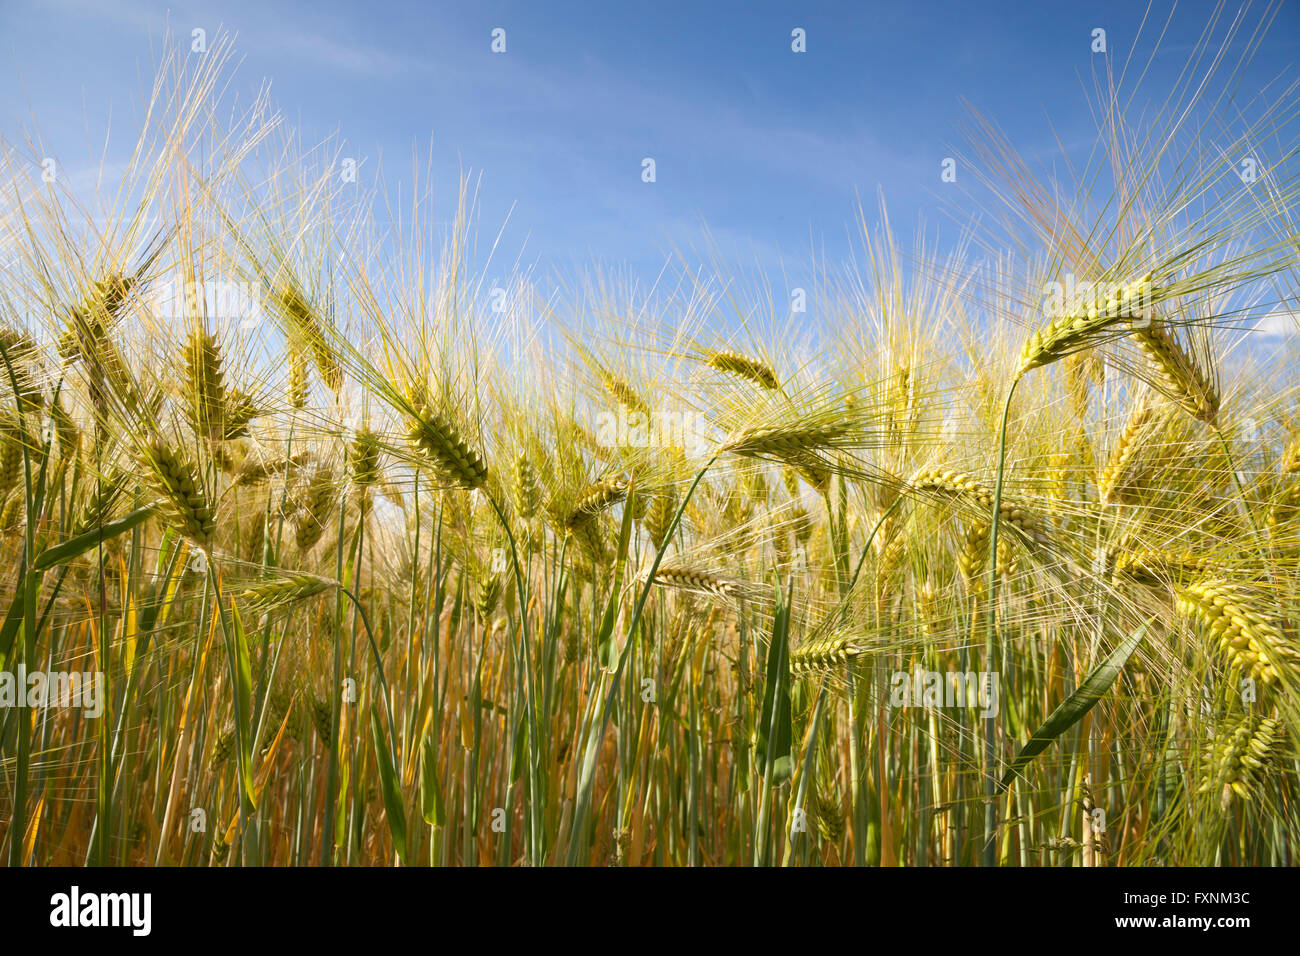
[2,0,1297,293]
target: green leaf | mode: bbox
[371,706,409,864]
[32,505,154,571]
[755,583,794,786]
[999,618,1151,791]
[0,574,28,668]
[228,604,258,815]
[419,738,446,827]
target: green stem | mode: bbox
[982,377,1019,866]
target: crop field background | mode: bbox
[1,2,1299,869]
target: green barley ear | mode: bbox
[349,429,382,487]
[562,627,581,664]
[0,328,46,414]
[1198,711,1281,809]
[50,396,80,460]
[57,273,135,364]
[1017,271,1155,378]
[473,568,501,621]
[645,489,678,550]
[511,453,542,519]
[0,417,21,500]
[208,723,236,771]
[221,389,258,441]
[565,475,628,530]
[812,732,845,844]
[139,440,216,549]
[184,330,227,439]
[275,284,343,393]
[0,492,22,532]
[310,694,333,747]
[265,681,301,743]
[288,344,310,409]
[72,465,128,535]
[241,511,267,563]
[293,466,339,551]
[790,634,863,678]
[59,287,143,420]
[404,387,488,490]
[707,350,779,389]
[238,572,334,610]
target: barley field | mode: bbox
[2,11,1299,868]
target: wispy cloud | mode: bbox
[270,31,430,78]
[1255,311,1300,338]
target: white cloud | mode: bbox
[1254,311,1300,337]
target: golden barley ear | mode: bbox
[723,421,849,459]
[707,350,779,389]
[404,387,488,490]
[1097,402,1166,505]
[647,564,761,603]
[1112,548,1209,586]
[1131,322,1219,424]
[600,371,651,414]
[1177,580,1300,687]
[909,467,1040,540]
[644,489,678,550]
[958,519,1016,592]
